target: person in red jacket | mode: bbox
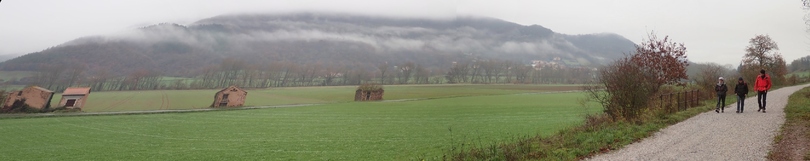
[754,69,772,113]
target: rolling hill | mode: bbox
[0,12,637,76]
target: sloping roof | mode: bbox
[30,86,54,93]
[63,87,91,96]
[217,85,247,94]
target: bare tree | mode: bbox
[512,65,532,83]
[377,62,389,84]
[741,34,786,85]
[771,54,789,85]
[803,0,810,33]
[480,60,497,83]
[413,64,430,84]
[322,65,341,86]
[445,61,470,83]
[35,64,66,90]
[397,62,415,84]
[694,63,728,96]
[743,34,779,68]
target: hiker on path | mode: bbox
[715,77,728,113]
[754,69,772,113]
[734,77,749,113]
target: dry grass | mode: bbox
[769,87,810,161]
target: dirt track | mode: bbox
[588,84,810,161]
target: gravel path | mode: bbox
[588,84,810,161]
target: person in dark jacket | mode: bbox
[715,77,728,113]
[754,69,772,113]
[733,77,749,113]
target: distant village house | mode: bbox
[211,85,247,107]
[58,87,91,109]
[2,86,55,111]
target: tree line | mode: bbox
[13,56,597,92]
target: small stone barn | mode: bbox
[211,85,247,107]
[2,86,54,111]
[355,83,384,101]
[58,87,91,109]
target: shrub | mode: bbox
[584,32,688,122]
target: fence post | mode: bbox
[687,90,692,107]
[691,90,695,107]
[675,93,681,111]
[681,91,685,110]
[696,90,700,102]
[681,92,685,110]
[683,91,692,109]
[692,90,697,107]
[667,93,671,112]
[686,90,690,108]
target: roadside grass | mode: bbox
[0,91,599,160]
[446,86,741,160]
[768,86,810,160]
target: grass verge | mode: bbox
[445,95,732,160]
[768,86,810,161]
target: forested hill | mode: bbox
[0,12,636,76]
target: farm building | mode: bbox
[211,85,247,107]
[355,83,384,101]
[2,86,55,111]
[58,87,91,109]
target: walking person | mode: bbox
[754,69,772,113]
[715,77,728,113]
[733,77,749,113]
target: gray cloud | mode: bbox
[2,0,806,66]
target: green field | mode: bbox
[0,71,35,82]
[788,71,810,78]
[49,84,583,112]
[0,71,34,90]
[2,85,599,160]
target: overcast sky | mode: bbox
[0,0,807,66]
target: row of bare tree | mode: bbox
[17,55,599,92]
[444,59,594,84]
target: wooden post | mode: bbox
[667,93,677,111]
[687,90,692,108]
[692,90,697,107]
[685,91,689,108]
[675,93,681,111]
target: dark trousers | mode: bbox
[736,95,745,112]
[757,91,767,110]
[716,94,726,111]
